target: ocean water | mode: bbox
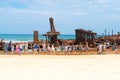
[0,34,75,42]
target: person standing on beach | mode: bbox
[50,44,55,54]
[60,43,64,55]
[103,43,107,54]
[19,43,23,53]
[70,43,74,55]
[64,43,68,55]
[42,42,46,52]
[112,44,118,54]
[33,43,39,55]
[4,42,8,55]
[24,42,28,54]
[11,44,14,55]
[97,43,103,55]
[85,42,89,54]
[46,43,51,52]
[106,42,110,54]
[8,41,12,54]
[66,43,70,55]
[0,38,4,50]
[77,43,83,55]
[16,43,20,55]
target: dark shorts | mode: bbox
[107,47,110,49]
[8,48,11,51]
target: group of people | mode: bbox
[60,43,89,55]
[3,41,28,55]
[3,41,57,55]
[3,40,119,55]
[3,40,90,55]
[97,42,119,54]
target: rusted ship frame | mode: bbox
[75,29,97,47]
[43,17,60,47]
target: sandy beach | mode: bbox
[0,54,120,80]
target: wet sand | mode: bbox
[0,54,120,80]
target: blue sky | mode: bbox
[0,0,120,35]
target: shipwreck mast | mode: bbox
[43,17,60,47]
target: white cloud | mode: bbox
[0,0,120,34]
[88,0,120,13]
[1,0,120,17]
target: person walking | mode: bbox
[112,44,118,54]
[33,43,39,55]
[97,43,103,55]
[16,43,21,55]
[4,42,8,55]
